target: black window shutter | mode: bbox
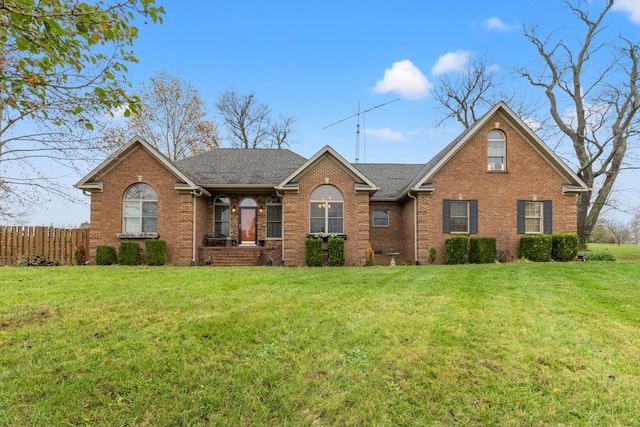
[443,199,451,233]
[517,200,525,234]
[470,200,478,234]
[544,200,553,234]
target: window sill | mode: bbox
[117,232,159,239]
[306,233,347,241]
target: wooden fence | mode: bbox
[0,226,89,266]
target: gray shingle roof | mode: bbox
[173,148,307,186]
[352,163,425,200]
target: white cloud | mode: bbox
[483,17,518,31]
[431,50,471,75]
[373,59,432,100]
[612,0,640,24]
[365,127,406,142]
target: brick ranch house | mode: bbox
[75,102,589,266]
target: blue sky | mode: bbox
[25,0,640,226]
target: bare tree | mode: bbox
[216,90,271,149]
[268,114,296,149]
[518,0,640,249]
[216,90,295,149]
[604,218,633,245]
[102,72,222,160]
[432,55,547,131]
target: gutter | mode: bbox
[191,189,204,265]
[407,191,418,264]
[275,188,285,265]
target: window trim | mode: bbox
[372,209,389,227]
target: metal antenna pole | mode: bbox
[322,98,400,163]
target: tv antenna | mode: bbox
[323,98,399,163]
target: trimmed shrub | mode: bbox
[552,233,579,262]
[145,239,167,266]
[469,237,497,264]
[428,247,437,264]
[118,241,141,265]
[519,235,552,262]
[305,238,322,267]
[327,237,345,266]
[445,236,468,265]
[95,245,117,265]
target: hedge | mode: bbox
[305,238,323,267]
[118,241,141,265]
[95,245,117,265]
[327,237,345,266]
[551,233,579,262]
[469,237,497,264]
[145,239,167,266]
[445,236,468,265]
[519,235,552,262]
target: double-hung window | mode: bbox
[443,199,478,234]
[266,196,282,238]
[123,183,158,234]
[214,196,230,237]
[309,185,344,234]
[488,130,506,171]
[517,200,552,234]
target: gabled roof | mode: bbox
[173,148,306,188]
[409,102,590,195]
[276,145,378,193]
[75,136,209,195]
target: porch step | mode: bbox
[200,246,263,266]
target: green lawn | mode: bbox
[586,242,640,261]
[1,262,640,426]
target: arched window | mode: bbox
[123,183,157,233]
[214,195,230,237]
[488,130,506,171]
[309,185,344,234]
[266,196,282,238]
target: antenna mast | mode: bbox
[323,98,399,163]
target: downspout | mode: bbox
[191,189,203,265]
[408,191,418,264]
[275,189,285,265]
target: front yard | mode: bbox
[1,257,639,425]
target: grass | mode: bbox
[1,261,640,426]
[586,242,640,261]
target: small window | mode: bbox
[372,209,389,227]
[443,199,478,234]
[449,201,469,233]
[214,195,230,237]
[524,201,542,234]
[266,196,282,239]
[488,130,506,171]
[123,183,158,234]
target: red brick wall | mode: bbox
[89,146,196,265]
[414,111,578,263]
[282,154,371,266]
[368,202,408,265]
